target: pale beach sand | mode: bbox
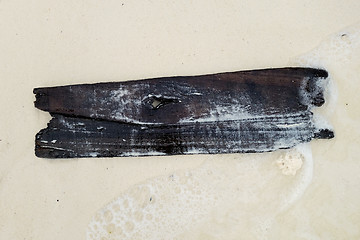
[0,1,359,239]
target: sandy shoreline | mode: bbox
[1,1,360,239]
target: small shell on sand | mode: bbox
[275,150,304,175]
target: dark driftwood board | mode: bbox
[34,67,334,158]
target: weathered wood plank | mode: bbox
[34,68,328,125]
[33,67,333,158]
[35,113,332,158]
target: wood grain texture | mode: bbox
[34,67,334,158]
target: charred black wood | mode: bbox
[34,67,333,158]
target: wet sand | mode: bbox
[0,1,359,239]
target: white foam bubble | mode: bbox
[86,145,316,239]
[87,168,220,239]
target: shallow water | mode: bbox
[86,25,360,239]
[87,146,313,239]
